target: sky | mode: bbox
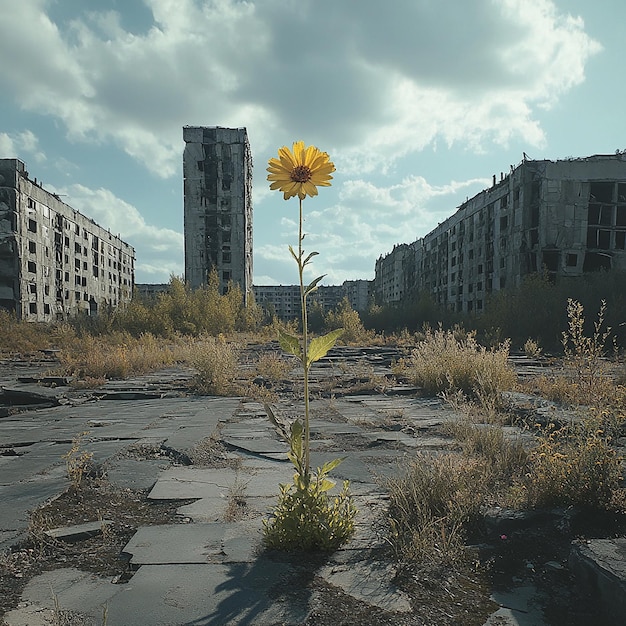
[1,0,624,287]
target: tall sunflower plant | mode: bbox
[263,141,357,552]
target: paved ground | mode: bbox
[0,351,624,625]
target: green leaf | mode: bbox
[307,328,344,366]
[319,457,343,476]
[304,275,325,298]
[279,330,302,359]
[318,478,336,493]
[288,420,304,474]
[302,251,319,267]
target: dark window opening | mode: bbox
[500,215,508,230]
[28,240,36,253]
[542,251,559,272]
[29,303,37,314]
[583,252,611,272]
[28,219,37,233]
[43,304,50,315]
[27,261,36,273]
[590,181,613,203]
[616,232,626,250]
[598,230,611,249]
[617,207,626,227]
[566,253,578,267]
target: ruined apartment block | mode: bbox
[375,154,626,312]
[183,126,253,302]
[254,280,371,321]
[0,158,135,322]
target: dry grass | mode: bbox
[517,414,623,510]
[255,351,293,381]
[395,327,516,408]
[189,334,240,395]
[385,453,486,564]
[57,332,181,381]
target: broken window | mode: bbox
[583,252,611,272]
[598,230,611,249]
[589,181,613,203]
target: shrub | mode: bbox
[190,335,239,395]
[523,338,542,359]
[324,297,372,345]
[520,415,621,510]
[255,351,293,382]
[397,327,516,407]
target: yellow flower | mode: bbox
[267,141,335,200]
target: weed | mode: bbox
[63,432,94,490]
[519,415,621,510]
[385,453,485,564]
[397,327,516,408]
[255,351,293,381]
[445,418,528,482]
[223,475,249,522]
[523,338,542,359]
[190,335,239,395]
[263,416,357,552]
[561,299,612,400]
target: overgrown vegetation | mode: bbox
[394,326,516,409]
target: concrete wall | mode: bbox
[375,154,626,311]
[0,158,135,321]
[183,126,253,303]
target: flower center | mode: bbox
[291,165,312,183]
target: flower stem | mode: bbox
[298,196,311,483]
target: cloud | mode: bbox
[0,130,46,163]
[0,0,600,179]
[48,183,184,283]
[257,174,491,284]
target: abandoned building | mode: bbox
[183,126,253,303]
[253,279,371,321]
[374,154,626,312]
[0,158,135,322]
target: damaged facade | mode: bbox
[0,158,135,322]
[375,154,626,311]
[254,279,371,321]
[183,126,253,303]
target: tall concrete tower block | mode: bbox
[183,126,253,301]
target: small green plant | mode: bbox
[263,420,356,551]
[63,432,94,490]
